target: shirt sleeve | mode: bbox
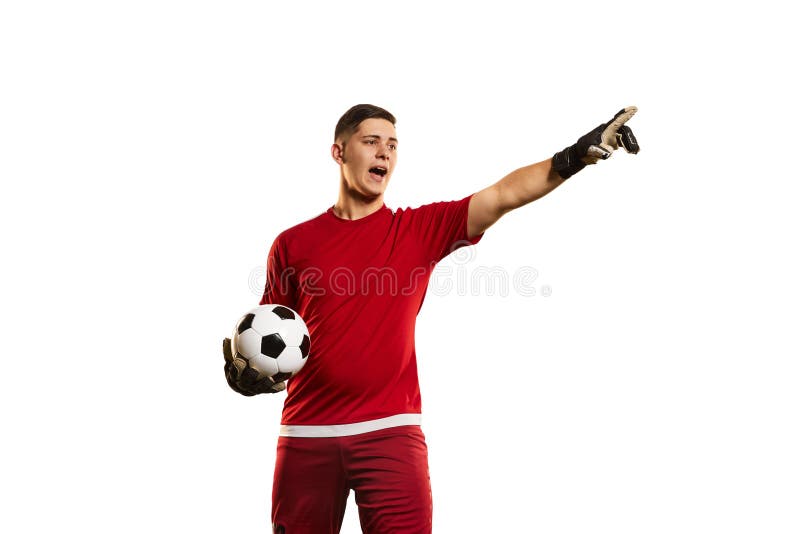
[259,233,296,308]
[410,194,484,265]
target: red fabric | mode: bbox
[261,195,482,426]
[271,426,433,534]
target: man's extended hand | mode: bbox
[223,337,286,396]
[552,106,640,179]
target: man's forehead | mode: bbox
[355,118,397,139]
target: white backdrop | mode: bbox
[2,1,798,533]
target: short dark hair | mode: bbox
[334,104,396,143]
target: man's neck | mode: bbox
[331,196,384,221]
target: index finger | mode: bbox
[608,106,638,130]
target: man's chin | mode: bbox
[364,180,389,197]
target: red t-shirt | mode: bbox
[261,195,482,426]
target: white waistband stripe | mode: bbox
[279,413,422,438]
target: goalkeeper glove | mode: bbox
[552,106,640,179]
[223,337,286,396]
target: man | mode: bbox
[223,104,639,533]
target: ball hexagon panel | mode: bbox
[276,346,305,375]
[275,321,308,348]
[234,328,263,359]
[250,310,284,339]
[248,354,280,379]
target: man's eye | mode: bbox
[389,144,397,150]
[365,140,375,144]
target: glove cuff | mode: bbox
[552,144,585,179]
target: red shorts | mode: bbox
[271,425,433,534]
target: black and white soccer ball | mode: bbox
[231,304,311,384]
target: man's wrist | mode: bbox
[552,145,585,179]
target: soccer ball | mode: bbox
[231,304,311,384]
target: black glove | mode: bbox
[552,106,639,179]
[223,337,286,396]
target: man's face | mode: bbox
[334,118,398,200]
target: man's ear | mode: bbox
[331,143,346,164]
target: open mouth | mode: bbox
[369,167,387,180]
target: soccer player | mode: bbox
[223,104,639,533]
